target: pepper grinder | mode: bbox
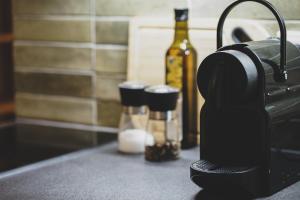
[144,85,181,161]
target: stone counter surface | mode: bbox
[0,142,299,200]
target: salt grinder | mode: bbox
[118,81,148,154]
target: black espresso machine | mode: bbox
[190,0,300,197]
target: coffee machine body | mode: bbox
[251,40,300,195]
[190,0,300,197]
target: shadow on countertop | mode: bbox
[194,189,254,200]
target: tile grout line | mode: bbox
[13,14,131,21]
[16,92,98,103]
[14,40,128,50]
[14,40,93,48]
[90,0,96,70]
[14,66,95,76]
[90,0,98,125]
[14,14,91,21]
[14,67,127,77]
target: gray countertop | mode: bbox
[0,142,299,200]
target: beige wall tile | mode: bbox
[16,93,96,124]
[15,72,94,97]
[95,0,172,16]
[15,46,92,69]
[14,19,91,42]
[97,100,122,127]
[95,0,300,20]
[227,0,300,20]
[261,22,300,35]
[95,74,125,100]
[96,49,127,73]
[96,20,128,44]
[13,0,90,15]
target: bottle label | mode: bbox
[166,56,183,90]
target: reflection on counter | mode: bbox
[0,120,117,173]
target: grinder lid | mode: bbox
[119,81,147,107]
[145,85,179,112]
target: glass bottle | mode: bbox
[144,85,180,162]
[165,8,198,149]
[118,81,148,154]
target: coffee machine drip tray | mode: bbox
[190,160,260,195]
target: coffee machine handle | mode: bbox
[217,0,288,82]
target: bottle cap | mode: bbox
[119,81,147,107]
[145,85,179,112]
[174,8,189,21]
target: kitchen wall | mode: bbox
[13,0,300,128]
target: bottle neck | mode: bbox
[174,20,189,43]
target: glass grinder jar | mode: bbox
[118,81,148,154]
[144,85,181,161]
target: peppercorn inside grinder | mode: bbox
[144,85,181,161]
[190,0,300,198]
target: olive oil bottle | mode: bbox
[165,9,198,148]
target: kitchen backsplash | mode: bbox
[13,0,300,128]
